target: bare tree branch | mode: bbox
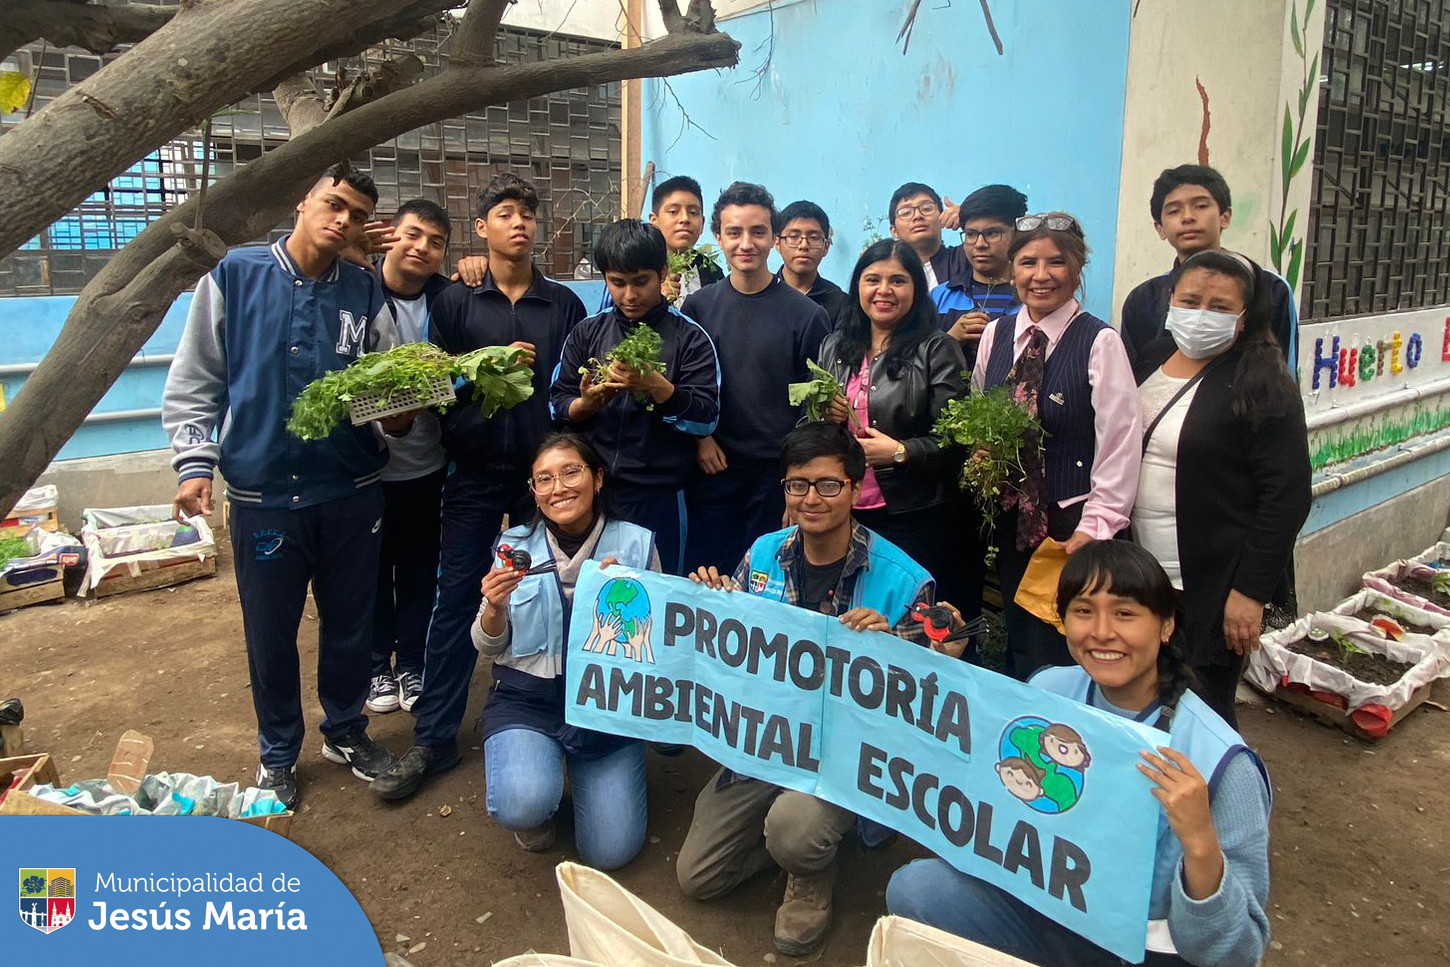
[452,0,513,67]
[0,1,175,63]
[255,1,450,92]
[0,23,741,515]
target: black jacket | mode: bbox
[1134,343,1311,666]
[429,269,585,478]
[817,329,967,513]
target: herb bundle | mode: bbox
[934,386,1044,519]
[787,359,857,427]
[286,342,533,441]
[581,323,667,409]
[0,536,32,568]
[665,244,721,280]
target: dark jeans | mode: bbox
[230,487,384,768]
[372,467,447,677]
[855,496,985,633]
[412,469,533,750]
[993,502,1084,681]
[684,458,785,575]
[607,484,687,576]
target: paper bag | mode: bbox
[1012,538,1068,633]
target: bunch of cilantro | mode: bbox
[286,342,533,441]
[933,385,1043,519]
[580,322,667,409]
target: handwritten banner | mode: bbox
[564,566,1167,962]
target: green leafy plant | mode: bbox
[1432,570,1450,598]
[934,385,1043,519]
[665,243,721,281]
[1328,630,1368,663]
[1269,0,1318,294]
[580,323,667,409]
[0,536,32,568]
[787,359,859,428]
[286,342,532,441]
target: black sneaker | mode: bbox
[321,727,395,781]
[255,763,299,811]
[365,674,401,713]
[396,671,423,713]
[370,743,461,802]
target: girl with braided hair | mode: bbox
[887,540,1272,967]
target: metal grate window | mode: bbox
[0,13,621,297]
[1304,0,1450,321]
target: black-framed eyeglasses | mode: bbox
[779,232,828,249]
[1016,212,1082,235]
[782,477,848,497]
[962,227,1009,243]
[529,464,588,493]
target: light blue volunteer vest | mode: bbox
[745,525,930,622]
[497,517,656,660]
[1029,665,1271,950]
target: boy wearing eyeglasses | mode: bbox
[775,200,849,328]
[888,181,969,290]
[549,219,722,575]
[680,422,967,956]
[930,184,1028,357]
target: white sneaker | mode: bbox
[365,674,401,713]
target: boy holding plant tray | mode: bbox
[549,220,722,574]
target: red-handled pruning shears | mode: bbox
[496,543,557,576]
[910,601,955,644]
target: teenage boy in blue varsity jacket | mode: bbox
[163,167,401,809]
[549,219,720,574]
[371,173,586,802]
[681,182,831,575]
[678,422,969,957]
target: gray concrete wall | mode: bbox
[33,449,228,535]
[1294,474,1450,612]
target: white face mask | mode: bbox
[1164,305,1241,359]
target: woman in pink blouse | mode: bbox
[972,213,1141,679]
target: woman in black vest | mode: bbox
[817,240,970,621]
[974,213,1142,679]
[1130,250,1310,725]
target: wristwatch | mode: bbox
[892,443,907,465]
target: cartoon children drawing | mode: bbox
[995,756,1047,804]
[1000,719,1091,814]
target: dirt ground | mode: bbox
[3,538,1448,966]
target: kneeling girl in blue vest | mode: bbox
[472,433,660,870]
[887,540,1271,967]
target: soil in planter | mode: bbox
[1351,607,1442,638]
[1284,637,1415,687]
[1392,574,1450,609]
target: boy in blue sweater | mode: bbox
[163,167,401,809]
[549,219,720,574]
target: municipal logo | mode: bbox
[581,576,655,664]
[19,868,76,934]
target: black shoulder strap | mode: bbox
[1141,358,1222,453]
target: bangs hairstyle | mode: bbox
[519,433,609,538]
[888,181,941,222]
[318,165,378,205]
[837,239,937,380]
[394,198,451,238]
[710,181,780,235]
[780,421,867,484]
[652,175,704,212]
[958,184,1028,226]
[477,172,538,220]
[1055,541,1198,714]
[1150,164,1232,224]
[780,199,831,237]
[1170,249,1299,428]
[1007,216,1089,284]
[593,219,668,275]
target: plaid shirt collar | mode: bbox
[771,521,873,615]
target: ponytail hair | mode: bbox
[1055,540,1199,715]
[1169,250,1298,429]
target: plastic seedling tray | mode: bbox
[346,376,455,425]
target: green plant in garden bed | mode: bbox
[286,342,532,441]
[788,360,858,428]
[934,386,1043,519]
[581,322,667,409]
[0,536,32,568]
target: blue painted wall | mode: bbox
[0,280,606,460]
[641,0,1132,319]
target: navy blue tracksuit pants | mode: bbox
[683,457,785,575]
[412,469,533,750]
[230,487,384,769]
[607,484,687,575]
[372,467,447,677]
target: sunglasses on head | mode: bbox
[1016,213,1083,235]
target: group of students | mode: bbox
[160,160,1308,967]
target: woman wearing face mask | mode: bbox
[973,213,1142,679]
[817,240,972,630]
[1130,250,1310,725]
[473,433,661,869]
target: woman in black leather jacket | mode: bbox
[817,239,971,616]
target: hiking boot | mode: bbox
[255,763,299,811]
[513,820,557,852]
[396,671,423,713]
[365,674,401,713]
[773,865,837,956]
[369,743,461,801]
[321,727,395,781]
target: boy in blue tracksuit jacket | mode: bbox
[162,168,402,809]
[550,219,720,574]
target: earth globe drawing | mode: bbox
[596,577,651,645]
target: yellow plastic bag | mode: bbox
[1012,538,1068,634]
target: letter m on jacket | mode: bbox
[337,310,369,355]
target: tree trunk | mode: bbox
[0,2,175,64]
[0,26,740,517]
[0,0,456,262]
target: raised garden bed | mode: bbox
[1329,587,1450,649]
[1363,541,1450,617]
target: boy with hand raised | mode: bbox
[550,220,721,574]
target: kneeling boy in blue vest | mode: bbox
[676,422,970,957]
